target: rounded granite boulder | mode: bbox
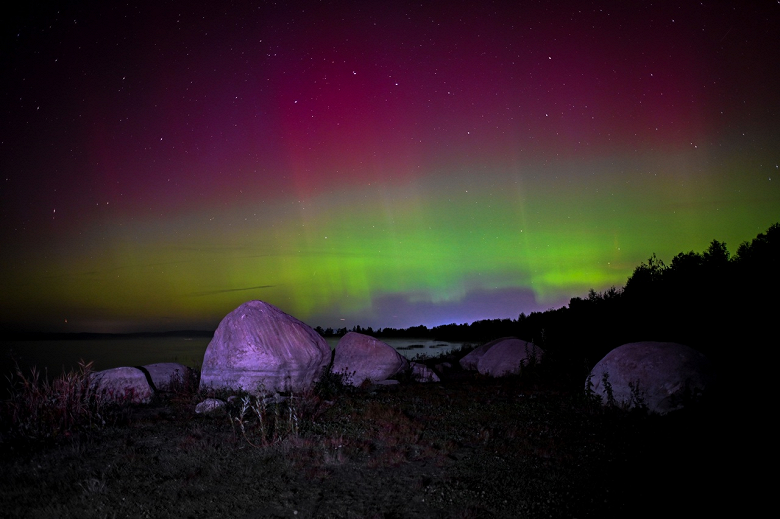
[332,332,409,386]
[199,300,331,394]
[587,341,715,415]
[460,337,543,377]
[90,366,153,404]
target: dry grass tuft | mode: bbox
[1,359,112,442]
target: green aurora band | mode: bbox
[4,148,776,332]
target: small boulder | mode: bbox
[460,337,543,377]
[332,332,409,386]
[200,300,331,394]
[91,367,153,404]
[587,341,715,415]
[410,362,440,383]
[142,362,192,392]
[195,398,227,414]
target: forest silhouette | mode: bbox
[317,223,779,385]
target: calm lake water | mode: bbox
[1,336,466,382]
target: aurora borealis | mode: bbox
[2,1,778,333]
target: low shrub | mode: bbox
[1,359,110,442]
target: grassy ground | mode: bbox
[0,352,725,518]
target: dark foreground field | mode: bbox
[1,361,727,519]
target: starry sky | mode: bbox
[1,1,778,334]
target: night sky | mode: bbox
[2,1,778,334]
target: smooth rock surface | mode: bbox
[142,362,191,391]
[200,300,331,393]
[458,339,499,371]
[195,398,226,414]
[587,341,715,415]
[410,362,440,383]
[477,338,543,377]
[332,332,409,386]
[90,367,153,404]
[460,337,543,377]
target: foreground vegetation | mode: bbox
[1,345,725,518]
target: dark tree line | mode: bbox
[511,223,778,375]
[320,223,779,382]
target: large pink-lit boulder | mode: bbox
[587,341,715,415]
[460,337,543,377]
[200,301,331,394]
[90,367,153,404]
[332,332,409,386]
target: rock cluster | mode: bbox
[89,301,716,419]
